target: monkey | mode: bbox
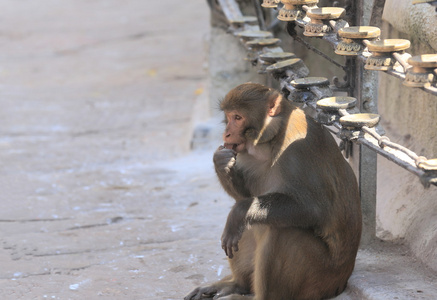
[185,83,362,300]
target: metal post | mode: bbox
[358,141,378,245]
[252,0,267,30]
[353,0,380,245]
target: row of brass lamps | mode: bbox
[259,0,437,88]
[254,0,437,176]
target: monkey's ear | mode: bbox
[268,95,282,117]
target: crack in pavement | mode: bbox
[54,31,157,56]
[0,262,104,280]
[66,216,124,230]
[6,237,197,260]
[1,270,52,280]
[0,218,71,223]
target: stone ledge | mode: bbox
[337,241,437,299]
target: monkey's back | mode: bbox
[282,115,361,261]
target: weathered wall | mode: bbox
[206,1,267,118]
[376,0,437,271]
[190,1,267,150]
[383,0,437,51]
[207,26,267,117]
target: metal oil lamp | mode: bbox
[287,77,332,102]
[266,58,310,81]
[403,54,437,88]
[258,52,297,74]
[245,38,282,64]
[304,7,345,37]
[228,16,258,30]
[262,0,280,8]
[235,30,274,42]
[416,158,437,186]
[316,96,357,125]
[335,26,380,56]
[339,113,381,130]
[365,39,411,71]
[278,0,318,22]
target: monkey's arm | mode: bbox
[245,193,324,228]
[221,193,324,258]
[213,147,251,200]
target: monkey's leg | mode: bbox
[207,232,258,300]
[185,230,255,300]
[227,228,255,287]
[253,227,350,300]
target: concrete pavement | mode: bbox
[0,1,230,299]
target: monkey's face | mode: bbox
[223,110,248,153]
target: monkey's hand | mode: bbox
[213,146,236,175]
[221,199,251,259]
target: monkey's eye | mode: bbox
[234,115,242,121]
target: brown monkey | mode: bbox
[185,83,362,300]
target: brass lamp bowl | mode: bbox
[317,96,357,111]
[340,113,381,128]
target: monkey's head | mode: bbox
[220,83,284,153]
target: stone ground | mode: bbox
[1,1,437,300]
[0,1,231,299]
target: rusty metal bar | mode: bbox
[286,23,347,71]
[252,0,267,30]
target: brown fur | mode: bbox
[185,83,362,300]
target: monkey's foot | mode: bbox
[184,282,250,300]
[220,296,254,300]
